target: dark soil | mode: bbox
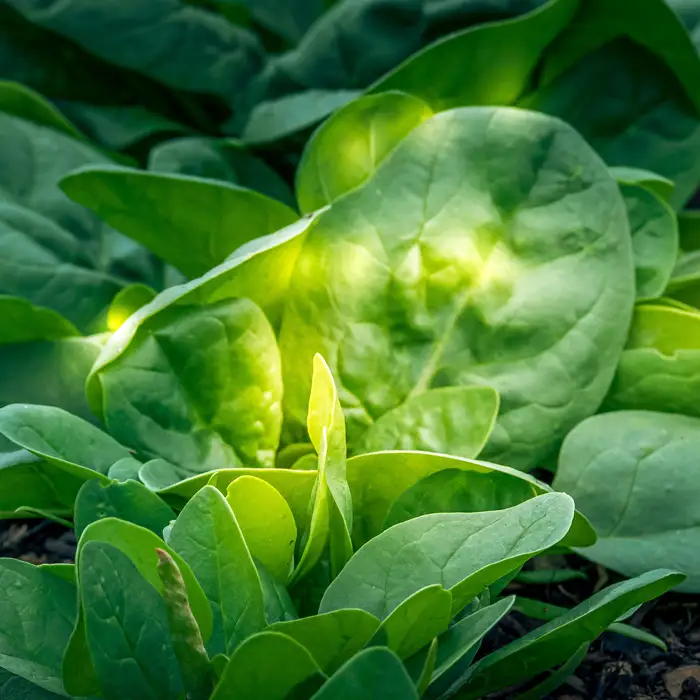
[2,520,698,700]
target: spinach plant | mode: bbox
[0,357,682,699]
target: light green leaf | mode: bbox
[320,493,574,619]
[279,107,634,470]
[106,284,156,332]
[554,410,700,592]
[310,647,418,700]
[94,298,283,474]
[107,457,143,481]
[346,451,595,548]
[369,0,577,109]
[604,304,700,417]
[211,632,325,700]
[226,476,297,583]
[80,541,182,700]
[268,609,380,675]
[0,404,129,478]
[0,296,79,345]
[355,386,499,459]
[373,585,452,659]
[168,486,266,655]
[74,479,175,539]
[620,185,678,299]
[61,167,297,278]
[0,559,76,695]
[149,137,294,207]
[411,637,437,698]
[457,570,683,698]
[610,166,675,200]
[296,91,432,213]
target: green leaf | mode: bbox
[268,609,380,674]
[255,561,298,625]
[373,584,452,659]
[0,404,129,478]
[79,541,182,700]
[239,90,361,145]
[512,642,589,700]
[74,478,175,539]
[3,0,264,102]
[610,166,675,201]
[156,549,213,700]
[211,632,325,700]
[276,443,315,469]
[94,298,283,474]
[85,215,314,417]
[106,284,156,333]
[320,493,574,619]
[604,304,700,417]
[410,637,437,698]
[61,167,298,278]
[226,475,297,583]
[296,91,432,213]
[168,486,266,655]
[346,451,596,548]
[382,468,538,530]
[457,570,683,698]
[0,80,83,141]
[515,568,586,584]
[78,517,213,640]
[279,107,635,470]
[354,386,499,459]
[620,185,678,299]
[554,410,700,592]
[369,0,577,109]
[149,137,294,207]
[310,647,418,700]
[0,675,66,699]
[0,558,76,694]
[107,457,143,481]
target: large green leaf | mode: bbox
[211,632,325,700]
[296,91,432,213]
[279,107,635,469]
[148,137,294,207]
[93,298,283,474]
[369,0,577,109]
[554,410,700,592]
[0,297,79,345]
[604,304,700,417]
[320,493,574,618]
[0,559,76,695]
[0,404,129,477]
[3,0,264,103]
[61,167,298,278]
[79,542,182,700]
[268,610,380,675]
[168,486,266,655]
[346,451,596,548]
[310,647,418,700]
[354,386,499,458]
[457,570,683,698]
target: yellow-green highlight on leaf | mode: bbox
[226,475,297,583]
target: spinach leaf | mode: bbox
[456,570,683,698]
[268,610,380,675]
[320,493,574,619]
[310,647,418,700]
[604,304,700,417]
[610,166,674,201]
[79,541,182,700]
[94,298,283,474]
[296,91,432,213]
[354,386,499,458]
[0,297,79,344]
[211,631,325,700]
[61,167,297,278]
[279,107,635,469]
[346,451,596,548]
[74,478,176,538]
[0,558,76,695]
[554,410,700,592]
[226,475,297,583]
[168,486,266,655]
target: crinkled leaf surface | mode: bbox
[554,410,700,592]
[279,107,634,469]
[320,493,574,618]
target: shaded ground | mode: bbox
[2,519,698,699]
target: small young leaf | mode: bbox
[513,643,589,700]
[211,632,325,700]
[268,609,380,675]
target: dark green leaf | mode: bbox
[0,297,78,345]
